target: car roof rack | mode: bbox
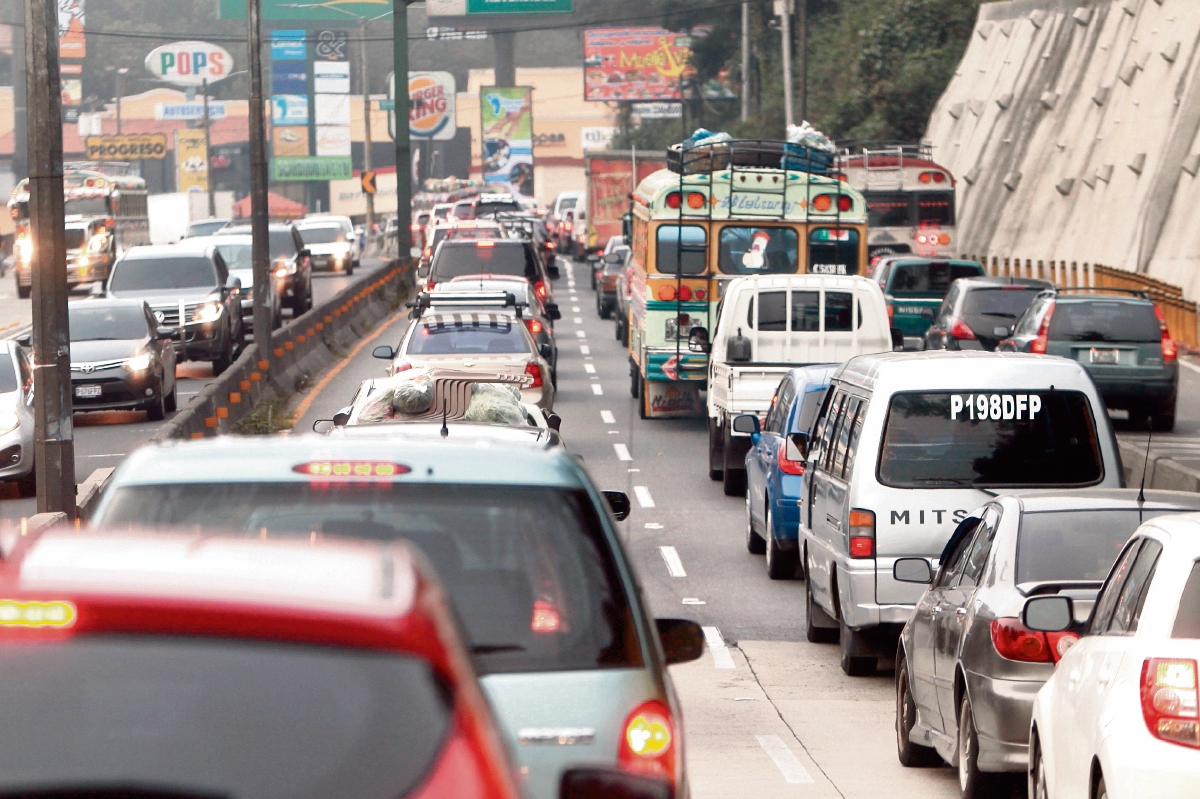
[1049,286,1152,300]
[407,291,527,319]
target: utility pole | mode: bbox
[393,1,413,258]
[360,21,375,241]
[797,0,807,123]
[780,0,794,128]
[245,0,273,359]
[115,68,127,134]
[494,31,515,88]
[740,1,750,123]
[12,1,27,181]
[24,0,75,517]
[202,78,216,218]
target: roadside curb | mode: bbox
[151,259,415,442]
[1118,437,1200,493]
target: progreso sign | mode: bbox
[85,134,168,161]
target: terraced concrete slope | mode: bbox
[926,0,1200,300]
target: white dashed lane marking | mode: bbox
[584,363,596,373]
[659,546,686,577]
[591,384,604,395]
[575,330,586,338]
[572,306,581,312]
[614,443,632,461]
[756,736,814,784]
[580,345,590,354]
[702,626,735,669]
[574,317,584,324]
[600,410,615,424]
[633,485,655,507]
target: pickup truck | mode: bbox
[704,274,892,496]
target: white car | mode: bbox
[297,217,357,273]
[1026,513,1200,798]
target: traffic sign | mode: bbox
[378,100,396,111]
[361,171,377,195]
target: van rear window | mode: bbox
[747,291,860,332]
[1174,562,1200,639]
[878,391,1103,488]
[1048,301,1162,343]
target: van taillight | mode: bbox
[777,442,805,476]
[1141,658,1200,749]
[949,319,976,341]
[848,509,874,558]
[1030,300,1055,354]
[1154,305,1177,362]
[534,280,548,299]
[618,700,676,782]
[990,617,1077,663]
[524,362,544,389]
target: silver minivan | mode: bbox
[800,351,1124,676]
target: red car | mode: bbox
[0,528,521,799]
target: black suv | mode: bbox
[106,243,244,375]
[924,276,1053,352]
[426,240,551,302]
[217,223,313,314]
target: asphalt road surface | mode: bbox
[0,257,392,520]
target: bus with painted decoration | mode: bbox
[625,138,869,421]
[836,143,956,260]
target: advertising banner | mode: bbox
[272,95,309,125]
[583,27,734,102]
[156,102,228,122]
[175,129,209,192]
[58,0,86,58]
[273,126,310,157]
[221,0,393,20]
[480,86,534,200]
[313,30,350,61]
[314,61,351,94]
[315,94,351,126]
[61,78,82,107]
[144,41,234,87]
[316,126,352,157]
[272,156,353,182]
[428,0,572,14]
[409,72,456,141]
[85,134,168,161]
[270,30,306,61]
[272,63,308,95]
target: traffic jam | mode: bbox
[3,131,1199,799]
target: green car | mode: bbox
[90,431,706,799]
[872,257,986,344]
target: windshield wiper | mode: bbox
[471,644,526,654]
[909,477,972,486]
[980,311,1018,318]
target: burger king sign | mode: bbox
[407,72,456,141]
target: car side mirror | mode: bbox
[726,328,752,362]
[299,248,311,259]
[547,264,560,279]
[332,408,351,427]
[417,265,430,279]
[157,326,177,340]
[732,414,760,435]
[16,334,32,348]
[372,345,396,360]
[688,327,711,354]
[603,490,631,521]
[993,326,1013,338]
[577,211,586,221]
[893,558,933,584]
[586,254,601,264]
[89,282,105,297]
[546,303,562,321]
[312,419,335,434]
[1022,595,1074,632]
[543,410,562,432]
[655,618,705,665]
[560,767,672,799]
[539,342,553,360]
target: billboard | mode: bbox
[427,0,572,14]
[85,134,168,161]
[272,126,309,157]
[220,0,392,20]
[58,0,86,58]
[272,156,354,182]
[175,129,208,192]
[145,41,234,87]
[409,72,457,141]
[583,27,734,102]
[480,86,534,200]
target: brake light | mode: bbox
[1154,305,1177,362]
[694,288,706,300]
[293,461,411,478]
[838,194,852,212]
[678,285,692,301]
[989,617,1078,663]
[531,600,561,632]
[1141,658,1200,749]
[777,442,805,476]
[525,318,543,335]
[394,360,413,373]
[848,509,874,558]
[619,700,676,781]
[887,303,895,319]
[524,361,544,389]
[1030,300,1055,354]
[686,192,706,209]
[476,240,495,248]
[423,247,431,259]
[534,280,548,299]
[665,192,681,209]
[563,222,573,232]
[949,318,976,341]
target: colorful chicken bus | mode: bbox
[625,139,868,419]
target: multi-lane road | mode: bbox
[0,257,393,520]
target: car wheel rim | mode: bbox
[958,704,971,791]
[745,494,753,539]
[896,670,909,748]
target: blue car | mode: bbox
[741,365,837,579]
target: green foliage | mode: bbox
[613,0,981,149]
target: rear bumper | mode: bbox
[1090,374,1177,408]
[965,671,1042,772]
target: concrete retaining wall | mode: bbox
[926,0,1200,302]
[152,261,415,441]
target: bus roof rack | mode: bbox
[666,138,834,176]
[837,142,933,161]
[1051,287,1152,300]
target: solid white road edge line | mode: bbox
[1180,358,1200,376]
[659,546,686,577]
[755,736,814,784]
[614,443,632,461]
[701,626,735,669]
[633,485,655,507]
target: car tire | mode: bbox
[145,382,167,422]
[304,284,314,312]
[745,493,766,554]
[722,428,746,496]
[1094,773,1107,799]
[630,361,640,399]
[211,344,232,377]
[765,506,798,579]
[1152,411,1175,432]
[896,653,941,767]
[638,375,650,420]
[344,262,354,276]
[17,281,30,300]
[708,417,724,481]
[1028,732,1048,799]
[958,695,1011,799]
[16,467,36,498]
[164,382,177,413]
[805,571,839,644]
[839,621,876,676]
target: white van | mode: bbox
[801,351,1124,676]
[706,274,891,495]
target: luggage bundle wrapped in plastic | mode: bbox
[666,126,835,176]
[353,368,533,426]
[463,382,526,425]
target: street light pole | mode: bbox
[245,0,273,363]
[24,0,75,517]
[116,68,127,134]
[393,0,413,258]
[780,0,794,129]
[740,1,750,123]
[360,21,375,241]
[202,78,216,218]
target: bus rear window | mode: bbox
[718,227,798,275]
[878,390,1103,488]
[808,229,860,276]
[656,225,706,275]
[865,192,910,228]
[916,192,955,226]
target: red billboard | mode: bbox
[583,27,706,102]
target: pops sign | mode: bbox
[144,41,234,87]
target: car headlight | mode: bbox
[15,238,31,262]
[76,254,89,267]
[274,258,297,276]
[0,409,19,436]
[123,352,152,373]
[192,303,223,323]
[87,234,109,253]
[333,243,351,256]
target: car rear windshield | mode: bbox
[0,639,449,799]
[188,220,228,237]
[961,287,1045,327]
[887,261,983,297]
[69,306,147,341]
[1048,300,1162,343]
[432,244,535,281]
[214,242,253,271]
[300,225,345,244]
[1173,562,1200,639]
[220,229,297,260]
[98,485,642,675]
[110,257,217,291]
[477,201,521,218]
[407,317,530,355]
[878,391,1103,488]
[1017,509,1186,585]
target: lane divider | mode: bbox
[659,546,686,577]
[614,443,632,461]
[702,626,735,668]
[755,736,814,784]
[633,485,654,507]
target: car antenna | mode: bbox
[440,399,449,438]
[1138,426,1153,518]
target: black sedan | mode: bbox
[893,489,1200,798]
[67,299,178,421]
[923,277,1052,352]
[217,223,313,314]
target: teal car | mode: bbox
[872,257,985,343]
[91,431,705,799]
